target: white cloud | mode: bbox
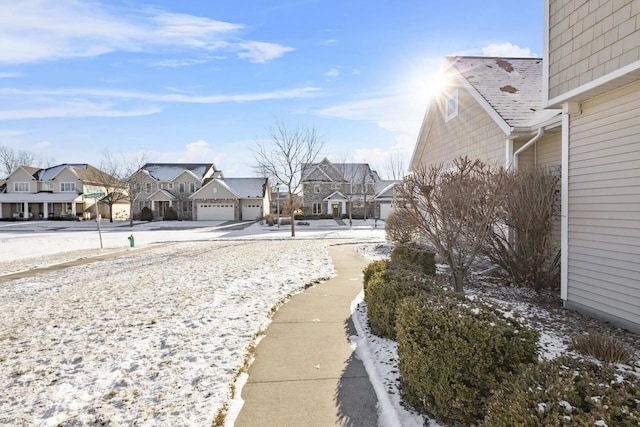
[235,41,294,63]
[0,87,319,104]
[0,100,161,120]
[178,139,213,162]
[0,1,293,64]
[0,72,20,78]
[481,43,538,58]
[320,39,336,46]
[324,66,341,79]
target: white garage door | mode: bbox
[197,203,235,221]
[242,203,262,220]
[379,203,394,220]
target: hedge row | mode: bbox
[363,245,639,424]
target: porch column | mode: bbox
[0,202,3,219]
[42,202,49,219]
[169,200,173,207]
[71,202,77,216]
[23,202,29,218]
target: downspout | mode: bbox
[513,127,544,170]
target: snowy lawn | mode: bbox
[0,220,385,426]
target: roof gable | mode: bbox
[142,163,216,182]
[445,56,560,130]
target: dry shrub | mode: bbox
[484,167,560,290]
[384,209,416,245]
[395,157,510,292]
[569,333,635,365]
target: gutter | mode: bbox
[513,127,544,169]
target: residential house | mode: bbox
[544,0,640,333]
[411,56,562,171]
[131,163,220,220]
[301,158,400,219]
[0,163,127,220]
[189,177,270,221]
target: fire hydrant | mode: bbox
[128,234,135,248]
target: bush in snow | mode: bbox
[385,209,418,245]
[389,243,436,276]
[363,258,439,340]
[483,166,561,291]
[569,333,636,365]
[483,356,640,426]
[396,291,539,424]
[140,206,154,222]
[163,206,178,221]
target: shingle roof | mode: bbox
[142,163,216,181]
[223,178,267,198]
[446,56,559,128]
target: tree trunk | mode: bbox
[109,202,113,223]
[289,197,296,237]
[450,269,465,294]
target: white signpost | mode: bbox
[85,192,106,248]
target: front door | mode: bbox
[332,203,340,218]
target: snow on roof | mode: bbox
[33,164,87,181]
[223,178,266,198]
[143,163,215,182]
[373,180,400,198]
[446,56,561,129]
[302,159,379,182]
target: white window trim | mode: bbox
[312,202,322,214]
[14,182,29,192]
[145,183,152,194]
[445,89,459,122]
[189,182,196,193]
[60,182,76,192]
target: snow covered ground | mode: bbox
[1,219,406,426]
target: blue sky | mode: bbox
[0,0,542,177]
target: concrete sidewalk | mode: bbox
[235,244,379,427]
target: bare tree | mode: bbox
[395,157,510,293]
[91,151,131,222]
[123,151,153,227]
[384,150,406,180]
[252,121,323,237]
[0,145,54,177]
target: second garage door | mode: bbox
[379,203,394,220]
[242,203,262,220]
[197,203,235,221]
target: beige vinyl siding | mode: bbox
[412,83,506,169]
[535,134,561,168]
[548,0,640,100]
[566,80,640,329]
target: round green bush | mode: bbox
[364,265,438,340]
[484,356,640,426]
[363,260,388,290]
[396,292,539,424]
[163,206,178,220]
[140,206,153,221]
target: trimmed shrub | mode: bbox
[140,206,153,221]
[163,206,178,220]
[362,260,388,290]
[364,263,438,340]
[396,292,539,424]
[390,244,436,276]
[483,356,640,426]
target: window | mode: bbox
[159,182,164,189]
[42,182,53,191]
[14,182,29,192]
[314,184,321,193]
[312,203,322,214]
[332,183,340,190]
[168,182,174,189]
[60,182,76,192]
[445,89,459,122]
[189,182,196,193]
[146,183,152,194]
[179,183,185,193]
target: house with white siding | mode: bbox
[190,177,270,221]
[544,0,640,333]
[0,163,127,220]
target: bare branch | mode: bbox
[252,121,323,237]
